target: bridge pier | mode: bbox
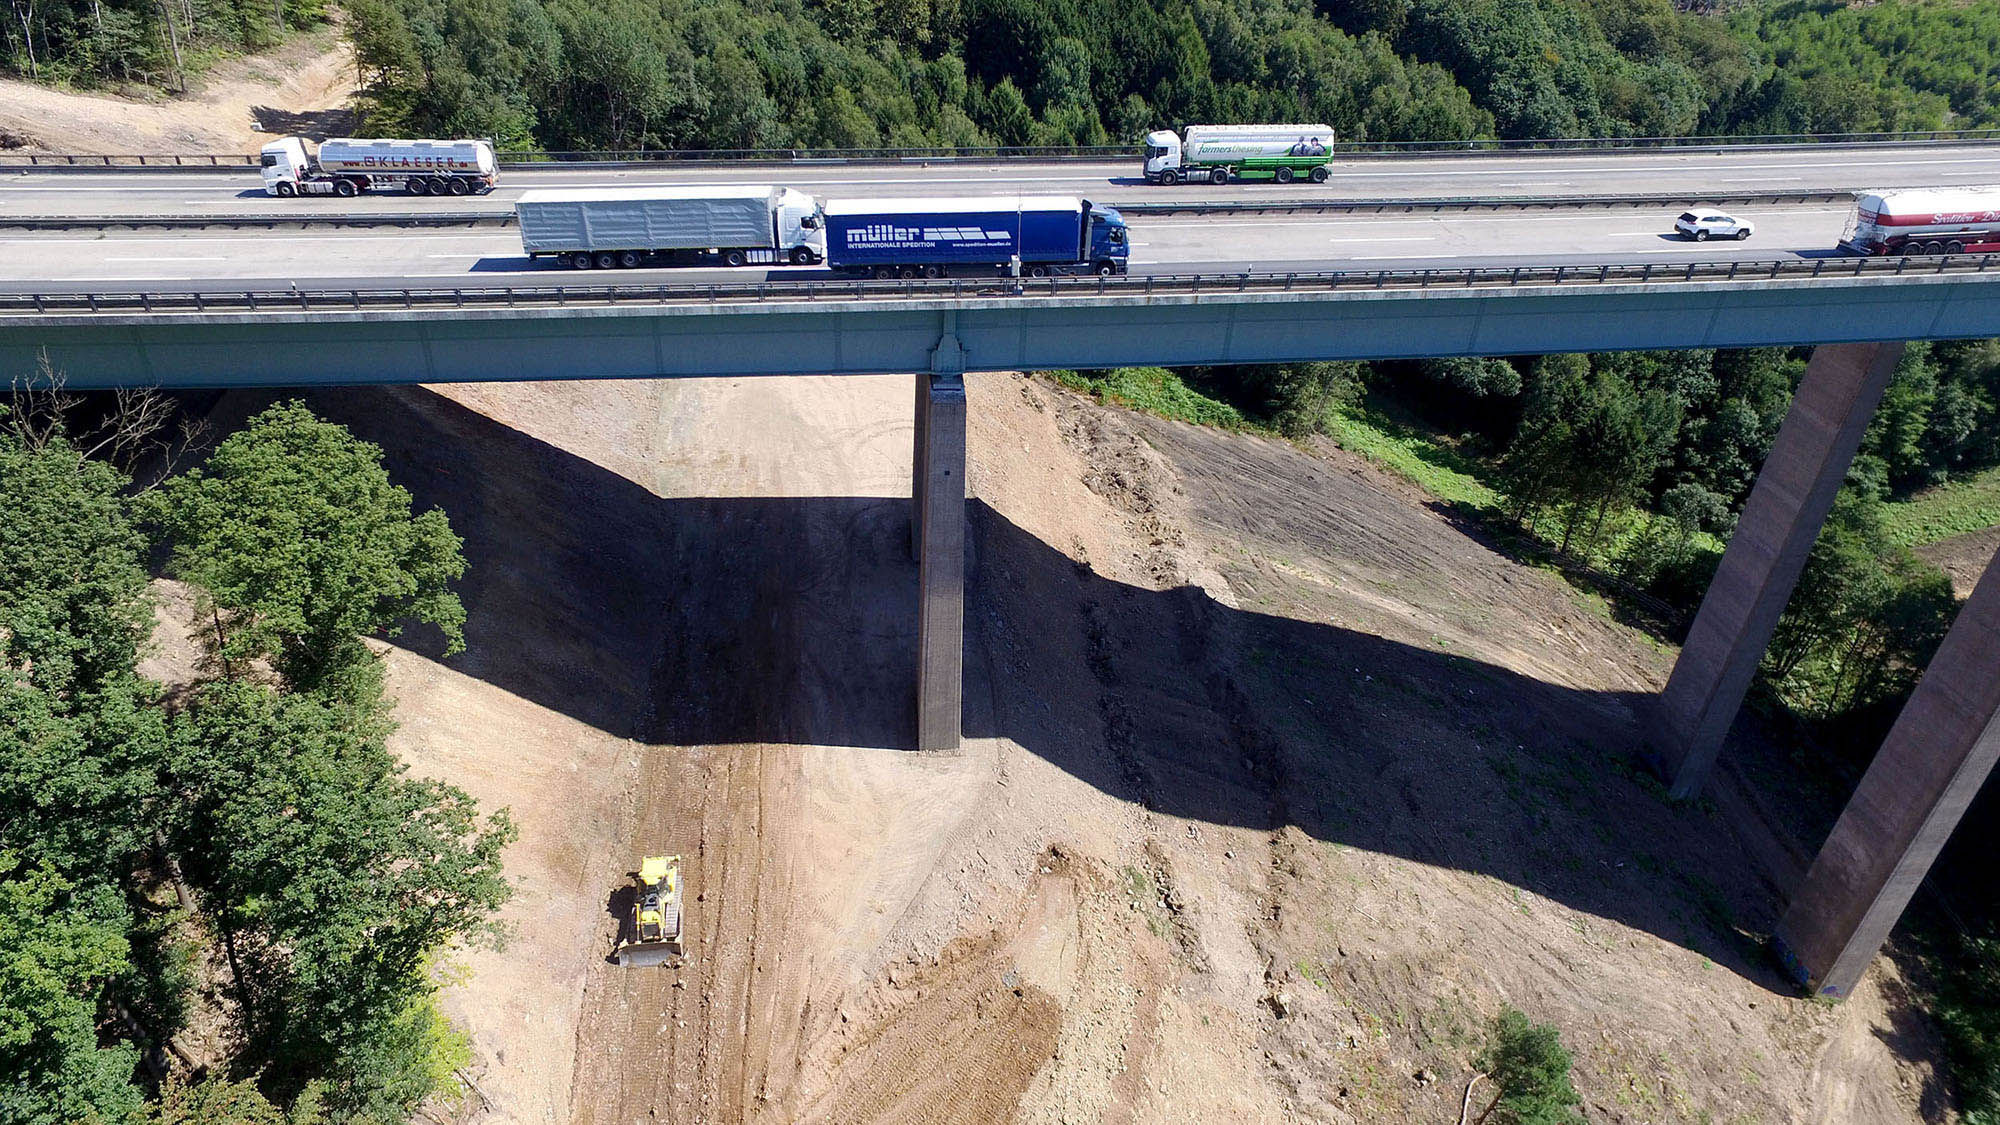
[1775,546,2000,997]
[913,370,966,750]
[1650,340,1905,799]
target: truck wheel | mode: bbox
[594,252,617,270]
[922,264,943,278]
[618,250,643,269]
[724,250,748,267]
[1095,262,1117,277]
[1209,167,1228,184]
[275,182,296,197]
[791,247,817,265]
[873,266,894,279]
[1947,241,1965,255]
[1158,169,1179,186]
[1028,264,1050,278]
[408,178,431,196]
[333,179,358,198]
[570,251,593,269]
[1310,167,1330,184]
[1274,166,1295,184]
[447,177,471,196]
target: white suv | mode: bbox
[1675,211,1754,241]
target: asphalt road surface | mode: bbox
[0,202,1859,293]
[2,142,1997,219]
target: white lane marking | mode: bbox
[103,256,224,262]
[1328,236,1433,243]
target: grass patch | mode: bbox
[1321,399,1501,512]
[1882,465,2000,548]
[1043,368,1251,429]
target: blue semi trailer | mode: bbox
[823,195,1128,278]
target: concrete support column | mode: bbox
[915,371,966,751]
[911,369,931,562]
[1775,547,2000,998]
[1651,340,1905,799]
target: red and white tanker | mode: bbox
[1842,187,2000,256]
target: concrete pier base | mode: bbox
[1775,547,2000,998]
[1652,340,1905,799]
[914,371,966,751]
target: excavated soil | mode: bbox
[1917,525,2000,598]
[184,373,1954,1125]
[0,28,355,155]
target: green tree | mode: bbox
[0,855,142,1125]
[0,425,168,882]
[1474,1005,1582,1125]
[1501,356,1674,555]
[167,679,512,1116]
[147,402,467,697]
[132,1074,328,1125]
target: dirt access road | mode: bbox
[249,373,1951,1124]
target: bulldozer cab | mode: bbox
[615,855,684,967]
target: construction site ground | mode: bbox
[0,26,355,155]
[185,374,1952,1125]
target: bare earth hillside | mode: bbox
[193,375,1949,1124]
[0,28,355,155]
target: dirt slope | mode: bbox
[0,28,355,155]
[1918,525,2000,598]
[215,373,1951,1124]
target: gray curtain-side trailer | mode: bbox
[517,186,825,269]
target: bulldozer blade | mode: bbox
[614,942,682,968]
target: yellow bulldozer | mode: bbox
[614,855,683,968]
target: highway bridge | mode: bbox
[5,142,2000,288]
[3,139,1998,1005]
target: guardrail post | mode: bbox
[1649,340,1906,799]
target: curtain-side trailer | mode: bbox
[822,195,1128,277]
[516,186,826,269]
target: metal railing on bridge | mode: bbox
[4,254,1993,318]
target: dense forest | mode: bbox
[0,398,507,1124]
[6,0,2000,150]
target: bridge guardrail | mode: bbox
[4,128,2000,171]
[0,189,1862,232]
[4,254,1992,318]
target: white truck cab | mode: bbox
[776,187,827,260]
[259,137,312,194]
[1143,130,1183,180]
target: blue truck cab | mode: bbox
[824,195,1129,278]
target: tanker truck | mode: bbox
[1143,124,1335,185]
[259,136,498,198]
[1841,188,2000,256]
